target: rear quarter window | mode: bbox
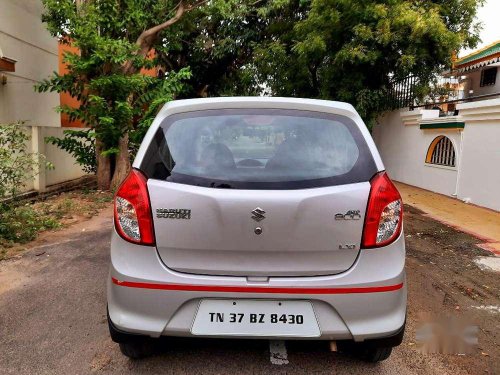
[140,109,377,189]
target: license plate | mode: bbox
[191,299,320,337]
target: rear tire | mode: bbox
[338,342,393,363]
[359,346,392,362]
[339,320,404,362]
[108,308,156,359]
[119,340,155,360]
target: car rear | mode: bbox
[107,97,406,361]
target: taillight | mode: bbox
[114,169,155,245]
[362,172,402,248]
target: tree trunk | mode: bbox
[110,133,131,191]
[95,139,111,190]
[103,1,186,190]
[197,84,209,97]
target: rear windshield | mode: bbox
[140,109,377,189]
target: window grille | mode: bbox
[428,136,456,167]
[480,67,497,87]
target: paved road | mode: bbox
[0,208,498,374]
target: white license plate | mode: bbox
[191,299,320,337]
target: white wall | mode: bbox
[373,99,500,211]
[373,110,460,197]
[0,0,60,126]
[43,127,88,186]
[26,125,87,192]
[456,99,500,211]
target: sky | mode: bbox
[460,0,500,57]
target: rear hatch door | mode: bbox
[141,108,378,277]
[149,180,370,276]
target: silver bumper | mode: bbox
[108,230,406,342]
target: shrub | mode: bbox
[0,205,60,245]
[0,122,44,199]
[0,122,54,247]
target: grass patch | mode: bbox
[0,189,112,257]
[0,206,60,245]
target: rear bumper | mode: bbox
[108,229,406,342]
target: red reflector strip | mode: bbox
[111,277,403,294]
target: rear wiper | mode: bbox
[209,182,233,189]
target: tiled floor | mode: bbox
[395,182,500,255]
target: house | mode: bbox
[373,41,500,211]
[454,40,500,98]
[0,0,60,127]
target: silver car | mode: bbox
[108,97,406,362]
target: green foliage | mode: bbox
[46,129,97,174]
[250,0,484,122]
[0,205,60,246]
[156,0,483,125]
[37,0,282,175]
[0,122,56,248]
[37,0,195,155]
[0,190,113,250]
[0,122,49,199]
[132,68,192,147]
[158,3,271,98]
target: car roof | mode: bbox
[158,97,358,118]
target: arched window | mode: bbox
[426,136,456,167]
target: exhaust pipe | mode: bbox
[329,341,338,352]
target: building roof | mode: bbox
[453,40,500,73]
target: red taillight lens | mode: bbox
[114,169,155,245]
[362,172,403,248]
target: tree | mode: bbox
[38,0,212,190]
[155,4,270,98]
[38,0,288,190]
[251,0,484,123]
[156,0,484,122]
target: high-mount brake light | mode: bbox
[114,169,155,245]
[362,172,403,248]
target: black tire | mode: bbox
[359,346,393,362]
[119,339,155,360]
[108,308,143,344]
[108,308,157,359]
[338,342,393,363]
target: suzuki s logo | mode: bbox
[251,207,266,222]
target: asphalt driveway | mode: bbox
[0,207,498,374]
